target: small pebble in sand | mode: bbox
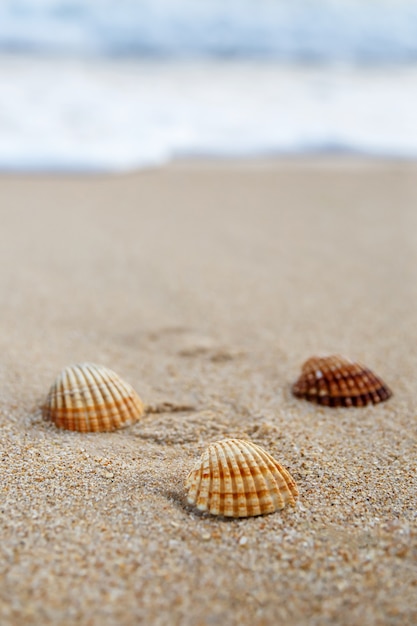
[185,438,298,518]
[292,354,392,407]
[42,362,144,432]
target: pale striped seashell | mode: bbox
[292,354,392,407]
[186,438,298,517]
[42,363,144,432]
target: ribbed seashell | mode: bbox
[186,438,298,517]
[42,363,144,432]
[292,354,392,407]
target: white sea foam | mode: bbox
[0,57,416,171]
[1,1,417,170]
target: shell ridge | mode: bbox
[76,364,98,432]
[227,440,250,517]
[53,373,66,427]
[240,442,282,512]
[230,439,262,517]
[88,364,143,429]
[249,442,296,506]
[43,363,144,432]
[57,372,70,427]
[245,443,285,511]
[68,365,86,431]
[59,369,71,428]
[185,438,298,518]
[119,383,145,425]
[102,367,144,426]
[185,465,203,507]
[124,393,144,425]
[216,441,235,517]
[212,443,226,516]
[271,459,299,499]
[194,449,212,512]
[91,365,125,430]
[208,442,222,516]
[222,440,243,517]
[293,355,392,407]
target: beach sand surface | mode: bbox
[0,160,416,625]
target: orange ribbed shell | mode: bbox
[292,354,392,407]
[186,438,298,518]
[42,363,144,432]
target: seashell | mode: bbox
[292,354,392,407]
[185,438,298,517]
[42,363,144,432]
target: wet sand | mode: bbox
[0,160,416,625]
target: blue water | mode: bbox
[0,1,417,171]
[1,0,417,62]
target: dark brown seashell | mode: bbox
[292,354,392,407]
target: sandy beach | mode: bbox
[0,159,416,625]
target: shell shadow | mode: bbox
[162,487,189,512]
[162,488,249,523]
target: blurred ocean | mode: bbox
[1,0,417,171]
